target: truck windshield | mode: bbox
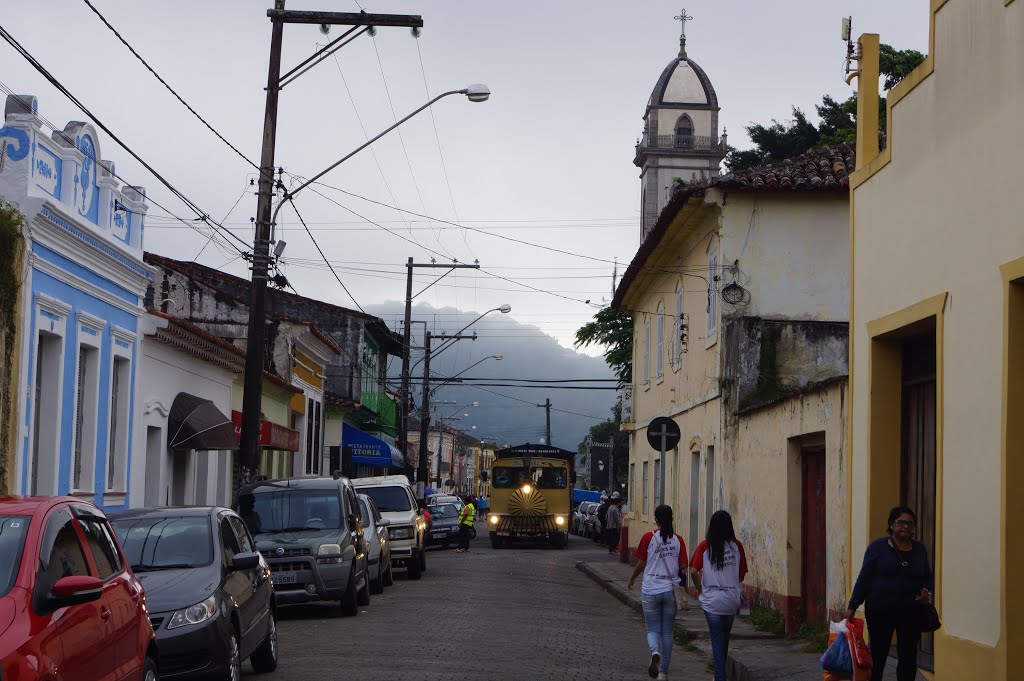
[246,489,343,533]
[361,486,412,512]
[0,516,29,597]
[111,516,213,570]
[492,466,568,489]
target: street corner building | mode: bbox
[0,94,152,508]
[614,19,855,636]
[847,0,1023,678]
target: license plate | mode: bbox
[271,572,297,585]
[432,530,446,536]
[497,531,510,537]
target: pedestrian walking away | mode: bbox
[845,505,934,681]
[475,495,487,520]
[604,492,624,553]
[689,510,747,681]
[627,504,688,680]
[595,494,610,544]
[455,494,476,552]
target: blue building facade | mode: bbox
[1,95,151,509]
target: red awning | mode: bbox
[231,410,301,452]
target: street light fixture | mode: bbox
[416,306,511,371]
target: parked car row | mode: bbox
[572,501,601,538]
[0,473,430,681]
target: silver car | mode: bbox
[357,493,394,593]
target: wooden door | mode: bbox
[901,334,937,669]
[801,446,827,624]
[689,450,701,552]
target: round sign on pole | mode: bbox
[646,416,681,451]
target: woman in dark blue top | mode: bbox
[845,506,934,681]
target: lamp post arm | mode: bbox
[286,89,466,202]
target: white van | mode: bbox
[352,475,427,579]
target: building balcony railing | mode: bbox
[638,134,727,152]
[361,391,397,429]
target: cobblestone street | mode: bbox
[256,531,712,681]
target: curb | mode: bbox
[576,560,753,681]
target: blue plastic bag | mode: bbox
[820,632,854,673]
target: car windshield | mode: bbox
[0,516,29,597]
[428,503,460,519]
[111,516,213,570]
[244,488,343,533]
[361,486,412,512]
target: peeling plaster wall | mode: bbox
[723,381,848,618]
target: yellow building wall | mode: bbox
[726,382,848,615]
[625,207,722,547]
[849,1,1023,677]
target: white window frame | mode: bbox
[674,280,684,371]
[642,460,650,518]
[706,248,719,343]
[655,302,665,381]
[27,294,70,497]
[105,327,134,494]
[643,315,651,388]
[72,311,105,494]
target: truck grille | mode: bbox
[496,515,557,534]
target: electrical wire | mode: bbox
[288,199,364,312]
[80,0,261,174]
[0,24,252,256]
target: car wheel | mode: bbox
[407,551,423,580]
[419,547,427,572]
[340,565,359,616]
[382,559,394,587]
[370,561,384,594]
[490,533,500,549]
[357,564,371,606]
[226,633,241,681]
[250,611,278,673]
[142,655,158,681]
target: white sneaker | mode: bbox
[657,674,668,681]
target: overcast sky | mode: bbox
[3,0,928,359]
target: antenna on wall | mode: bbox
[842,16,862,84]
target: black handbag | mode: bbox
[919,602,941,633]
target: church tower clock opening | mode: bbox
[635,10,726,239]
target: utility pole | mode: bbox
[238,4,423,493]
[544,398,552,445]
[398,260,480,479]
[416,331,432,499]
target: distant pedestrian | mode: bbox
[604,492,623,553]
[689,510,747,681]
[594,495,610,544]
[845,505,933,681]
[476,496,487,521]
[627,504,688,681]
[455,495,476,552]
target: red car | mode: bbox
[0,496,159,680]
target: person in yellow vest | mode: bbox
[455,495,476,552]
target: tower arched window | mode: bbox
[675,114,694,149]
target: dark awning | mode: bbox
[168,393,238,451]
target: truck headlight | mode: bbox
[168,595,217,629]
[555,516,566,526]
[488,515,499,525]
[316,543,343,564]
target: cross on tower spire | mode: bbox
[674,8,693,58]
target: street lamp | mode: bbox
[415,303,512,368]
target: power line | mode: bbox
[80,0,261,174]
[462,385,609,420]
[0,24,252,256]
[288,199,364,313]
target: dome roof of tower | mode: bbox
[648,56,718,109]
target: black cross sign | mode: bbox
[647,416,681,453]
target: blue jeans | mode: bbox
[703,611,735,681]
[642,590,676,673]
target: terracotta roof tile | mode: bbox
[712,143,855,193]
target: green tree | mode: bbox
[724,45,925,172]
[574,306,633,383]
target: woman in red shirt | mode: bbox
[627,505,688,681]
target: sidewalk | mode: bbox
[577,550,923,681]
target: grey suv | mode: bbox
[238,476,370,616]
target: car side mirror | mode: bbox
[230,552,260,571]
[51,575,103,607]
[377,518,391,527]
[416,507,424,515]
[347,514,359,532]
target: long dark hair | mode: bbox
[706,510,737,570]
[654,504,674,543]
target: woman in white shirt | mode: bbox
[627,505,688,681]
[688,510,747,681]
